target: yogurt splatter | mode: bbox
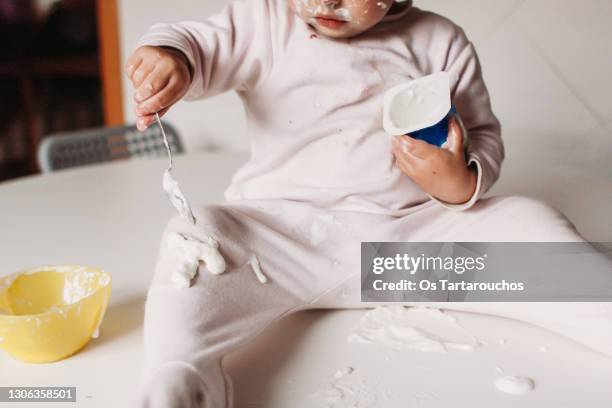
[334,8,352,21]
[248,254,268,284]
[494,375,535,395]
[162,170,196,224]
[312,367,378,408]
[166,232,226,288]
[348,306,480,352]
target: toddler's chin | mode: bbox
[309,23,367,39]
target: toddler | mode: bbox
[126,0,582,406]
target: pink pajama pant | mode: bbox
[136,196,583,407]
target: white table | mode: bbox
[0,153,242,407]
[1,152,611,407]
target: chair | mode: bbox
[37,121,184,173]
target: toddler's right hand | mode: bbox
[125,46,192,130]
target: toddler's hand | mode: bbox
[125,46,192,131]
[391,116,477,205]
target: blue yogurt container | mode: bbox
[410,105,458,147]
[383,72,467,148]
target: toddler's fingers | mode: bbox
[125,53,143,79]
[392,138,420,176]
[398,135,436,160]
[392,137,423,162]
[134,69,171,103]
[136,115,152,131]
[131,61,155,88]
[137,78,181,116]
[395,151,420,178]
[137,115,155,131]
[136,107,170,131]
[446,116,464,156]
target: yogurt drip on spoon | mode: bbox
[155,113,196,224]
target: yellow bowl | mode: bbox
[0,265,111,363]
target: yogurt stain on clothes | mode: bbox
[248,254,268,284]
[298,213,342,246]
[155,114,227,288]
[166,232,226,288]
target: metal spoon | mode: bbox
[155,113,196,224]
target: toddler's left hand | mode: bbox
[391,116,477,205]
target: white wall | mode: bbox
[429,0,612,172]
[429,0,612,240]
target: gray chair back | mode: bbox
[37,122,183,173]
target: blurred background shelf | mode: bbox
[0,0,123,181]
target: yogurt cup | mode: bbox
[383,71,465,147]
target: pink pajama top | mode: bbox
[137,0,503,216]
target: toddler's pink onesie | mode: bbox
[135,1,584,406]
